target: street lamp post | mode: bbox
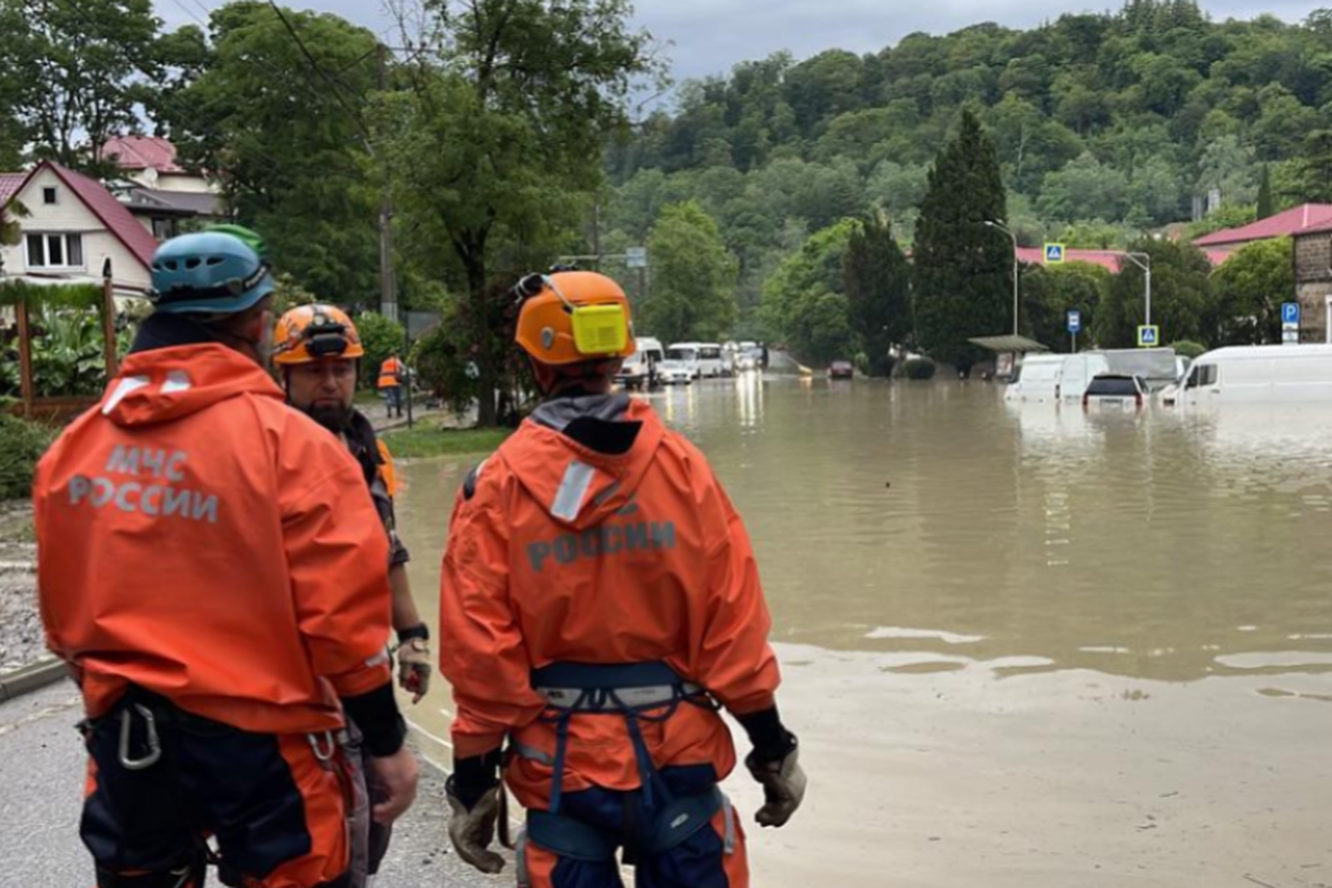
[1121,251,1152,329]
[984,220,1019,337]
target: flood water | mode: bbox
[395,377,1332,887]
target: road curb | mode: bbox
[0,657,67,703]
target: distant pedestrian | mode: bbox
[378,352,406,419]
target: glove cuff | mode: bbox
[737,705,797,764]
[449,748,502,810]
[397,622,430,644]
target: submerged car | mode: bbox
[1082,374,1148,412]
[828,360,854,380]
[656,359,694,385]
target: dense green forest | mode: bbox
[2,0,1331,394]
[599,2,1332,353]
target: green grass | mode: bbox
[381,425,512,459]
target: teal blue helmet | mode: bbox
[150,232,274,315]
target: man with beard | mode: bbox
[272,304,432,886]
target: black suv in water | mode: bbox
[1082,374,1148,412]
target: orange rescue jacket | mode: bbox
[439,396,780,809]
[377,357,404,390]
[35,344,393,735]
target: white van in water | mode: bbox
[666,343,701,379]
[1175,344,1332,406]
[1005,353,1111,403]
[1057,354,1111,402]
[615,337,664,390]
[695,343,725,377]
[666,342,726,379]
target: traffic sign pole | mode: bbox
[1281,302,1300,345]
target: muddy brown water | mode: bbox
[394,377,1332,887]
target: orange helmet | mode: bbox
[514,271,636,366]
[272,304,366,366]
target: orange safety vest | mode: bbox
[377,357,405,390]
[439,397,780,810]
[35,344,393,734]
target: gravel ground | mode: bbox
[0,502,42,674]
[0,682,503,888]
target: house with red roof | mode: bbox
[101,135,210,194]
[1015,245,1230,271]
[1194,203,1332,255]
[0,160,158,296]
[101,135,226,241]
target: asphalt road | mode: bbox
[0,682,504,887]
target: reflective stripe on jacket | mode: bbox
[439,395,780,809]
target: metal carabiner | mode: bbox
[307,730,337,763]
[118,704,162,771]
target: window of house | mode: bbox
[42,187,57,205]
[24,233,85,269]
[152,217,179,241]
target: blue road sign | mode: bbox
[1282,302,1301,326]
[1067,310,1082,334]
[1137,325,1160,348]
[1045,243,1066,264]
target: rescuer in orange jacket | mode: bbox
[34,231,419,888]
[273,303,432,887]
[438,270,806,888]
[377,354,406,419]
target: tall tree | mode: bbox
[912,110,1009,375]
[1093,238,1212,348]
[0,0,160,171]
[377,0,657,426]
[1295,130,1332,203]
[760,220,857,363]
[1019,262,1110,352]
[160,3,381,302]
[1256,164,1275,219]
[1206,237,1291,345]
[843,213,911,376]
[639,202,738,344]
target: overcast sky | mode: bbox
[155,0,1329,82]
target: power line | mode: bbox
[266,0,376,154]
[167,0,207,30]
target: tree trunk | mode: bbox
[463,250,498,427]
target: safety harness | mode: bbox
[90,689,355,888]
[519,661,734,863]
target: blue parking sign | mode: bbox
[1282,302,1301,325]
[1067,310,1082,334]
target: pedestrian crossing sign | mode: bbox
[1137,325,1160,348]
[1045,243,1066,264]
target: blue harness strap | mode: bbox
[530,661,715,817]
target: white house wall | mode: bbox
[1,167,151,292]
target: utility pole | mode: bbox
[985,220,1020,336]
[377,45,398,323]
[591,200,602,273]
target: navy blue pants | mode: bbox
[520,767,747,888]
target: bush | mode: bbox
[904,358,937,380]
[354,312,406,390]
[0,415,55,500]
[1170,340,1208,360]
[411,324,478,415]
